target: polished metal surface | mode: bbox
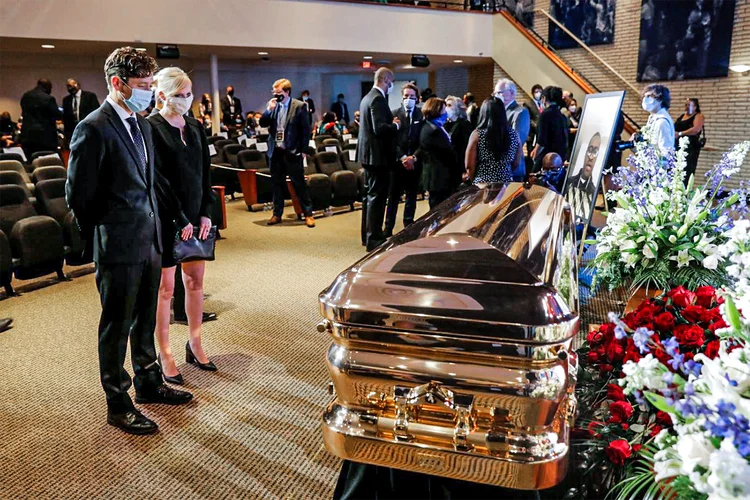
[318,183,579,489]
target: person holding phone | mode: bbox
[148,67,216,385]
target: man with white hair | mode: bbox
[494,78,530,181]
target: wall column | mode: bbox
[210,54,220,135]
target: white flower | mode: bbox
[671,249,694,268]
[703,254,719,270]
[669,235,678,244]
[620,354,667,394]
[706,440,750,500]
[676,433,714,475]
[654,449,682,481]
[644,243,657,259]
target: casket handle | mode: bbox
[317,320,332,333]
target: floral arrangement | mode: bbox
[590,139,750,292]
[570,286,727,499]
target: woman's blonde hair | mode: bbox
[445,95,467,119]
[153,66,191,100]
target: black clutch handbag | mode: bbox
[173,226,217,263]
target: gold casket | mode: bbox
[318,183,579,490]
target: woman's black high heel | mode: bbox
[158,353,184,385]
[186,341,217,371]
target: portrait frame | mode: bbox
[562,90,625,230]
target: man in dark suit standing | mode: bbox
[300,89,316,125]
[524,83,544,156]
[259,78,315,228]
[331,93,351,125]
[66,47,192,436]
[384,83,423,238]
[495,79,530,181]
[220,85,242,128]
[357,67,400,251]
[62,78,100,146]
[19,78,62,158]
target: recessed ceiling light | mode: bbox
[258,51,268,56]
[363,56,373,60]
[41,44,55,49]
[729,64,750,73]
[135,47,147,51]
[453,59,463,63]
[402,64,415,70]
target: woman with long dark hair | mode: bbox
[674,97,704,183]
[465,98,522,184]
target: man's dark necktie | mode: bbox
[73,96,79,122]
[126,116,147,172]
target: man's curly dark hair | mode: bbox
[104,47,158,90]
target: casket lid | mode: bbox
[320,183,579,344]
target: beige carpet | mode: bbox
[0,200,427,499]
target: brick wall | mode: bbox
[531,0,750,185]
[432,66,470,98]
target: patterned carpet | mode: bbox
[0,197,620,499]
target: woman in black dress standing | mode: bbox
[530,86,569,172]
[149,67,216,384]
[420,98,462,209]
[674,98,704,183]
[444,95,473,170]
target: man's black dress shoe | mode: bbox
[172,312,217,325]
[107,409,158,435]
[0,318,13,333]
[135,384,193,405]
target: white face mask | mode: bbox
[167,95,193,115]
[569,106,577,113]
[386,81,394,95]
[642,96,659,113]
[534,92,542,101]
[446,106,458,120]
[403,97,416,110]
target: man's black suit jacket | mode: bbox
[392,106,423,159]
[62,90,100,141]
[357,88,398,168]
[66,101,162,264]
[220,95,243,126]
[301,97,316,123]
[19,86,62,150]
[258,98,311,155]
[331,100,351,125]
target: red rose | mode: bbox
[682,305,708,324]
[608,401,634,424]
[623,312,639,329]
[655,411,673,426]
[704,340,721,359]
[606,340,626,364]
[654,312,676,332]
[635,303,661,325]
[668,287,696,308]
[633,443,643,453]
[621,423,630,430]
[652,339,673,365]
[695,286,717,308]
[607,383,626,401]
[588,421,604,438]
[624,338,643,363]
[708,318,728,333]
[599,364,614,374]
[605,439,632,466]
[674,324,706,349]
[650,425,663,437]
[703,307,723,323]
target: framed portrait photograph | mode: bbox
[563,90,625,227]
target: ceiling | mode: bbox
[0,37,491,72]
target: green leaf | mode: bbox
[644,392,675,414]
[725,296,743,332]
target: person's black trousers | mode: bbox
[270,149,312,217]
[684,146,700,186]
[172,263,186,320]
[385,164,420,235]
[428,190,452,210]
[362,165,390,251]
[95,244,163,413]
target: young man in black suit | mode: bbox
[19,78,62,158]
[66,47,192,435]
[384,83,423,238]
[331,93,350,125]
[62,78,100,146]
[220,85,242,128]
[300,89,316,124]
[357,67,400,251]
[259,78,315,228]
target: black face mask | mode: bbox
[227,90,234,97]
[67,87,78,95]
[274,94,284,102]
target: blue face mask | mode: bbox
[431,112,448,127]
[121,82,153,113]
